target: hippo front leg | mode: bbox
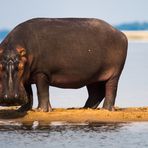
[36,73,52,112]
[18,84,33,112]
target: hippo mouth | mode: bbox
[0,97,28,106]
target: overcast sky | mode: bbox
[0,0,148,29]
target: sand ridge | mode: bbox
[123,31,148,41]
[0,107,148,124]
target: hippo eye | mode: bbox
[2,55,10,63]
[2,59,7,64]
[14,58,19,64]
[3,56,8,61]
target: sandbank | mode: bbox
[123,31,148,41]
[0,107,148,125]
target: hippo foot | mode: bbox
[36,105,52,112]
[102,106,115,111]
[17,104,32,112]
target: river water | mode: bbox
[0,122,148,148]
[0,42,148,148]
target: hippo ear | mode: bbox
[16,46,26,57]
[0,48,4,54]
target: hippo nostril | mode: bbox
[4,94,8,99]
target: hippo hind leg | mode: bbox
[84,82,105,109]
[103,77,119,111]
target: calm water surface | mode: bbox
[0,122,148,148]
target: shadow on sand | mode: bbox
[0,108,27,119]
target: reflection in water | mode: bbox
[0,122,148,148]
[0,121,125,148]
[0,121,124,132]
[0,121,134,148]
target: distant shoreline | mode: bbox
[123,31,148,42]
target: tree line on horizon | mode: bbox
[115,22,148,31]
[0,22,148,40]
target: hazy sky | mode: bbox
[0,0,148,29]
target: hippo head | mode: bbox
[0,46,28,106]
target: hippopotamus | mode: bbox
[0,18,128,112]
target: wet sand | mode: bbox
[0,107,148,124]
